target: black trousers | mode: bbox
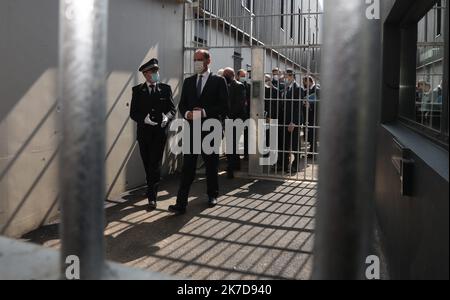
[176,152,219,207]
[138,129,167,201]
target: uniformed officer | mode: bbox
[130,58,176,210]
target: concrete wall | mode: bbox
[0,0,184,238]
[376,0,449,279]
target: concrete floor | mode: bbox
[23,173,317,280]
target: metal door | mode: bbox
[183,0,323,181]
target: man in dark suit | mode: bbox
[130,58,176,210]
[224,67,246,179]
[281,69,303,174]
[169,49,229,214]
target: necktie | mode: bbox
[150,85,156,95]
[197,75,203,98]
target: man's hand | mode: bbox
[144,114,158,126]
[288,123,296,133]
[161,113,169,128]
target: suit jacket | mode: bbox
[178,73,229,122]
[227,80,247,119]
[283,81,303,125]
[130,82,176,140]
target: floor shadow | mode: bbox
[105,197,209,264]
[22,173,316,279]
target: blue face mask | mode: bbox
[239,77,247,83]
[151,72,160,82]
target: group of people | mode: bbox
[130,49,320,214]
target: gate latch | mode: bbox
[392,139,414,197]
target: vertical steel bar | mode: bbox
[222,0,225,47]
[209,0,212,46]
[313,0,381,279]
[215,0,219,47]
[183,3,187,78]
[228,0,232,47]
[59,0,109,280]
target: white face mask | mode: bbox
[273,75,279,81]
[194,61,205,74]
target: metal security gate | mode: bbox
[183,0,323,181]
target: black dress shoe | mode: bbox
[168,205,186,215]
[148,199,157,210]
[208,197,218,207]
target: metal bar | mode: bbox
[250,0,254,46]
[215,0,219,47]
[313,0,381,280]
[182,3,186,83]
[59,0,109,280]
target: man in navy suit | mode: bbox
[130,58,176,210]
[169,49,229,214]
